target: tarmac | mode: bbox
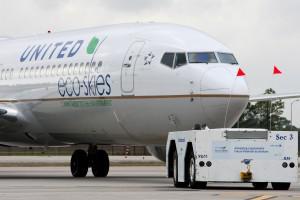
[0,157,299,200]
[0,156,163,166]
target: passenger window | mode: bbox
[57,64,62,76]
[161,53,175,68]
[5,69,9,80]
[35,67,40,78]
[51,65,56,76]
[68,63,73,75]
[40,66,45,77]
[19,68,24,79]
[96,61,103,73]
[24,67,29,78]
[74,63,79,75]
[80,62,85,74]
[30,67,35,78]
[1,69,5,80]
[98,61,102,67]
[85,62,90,74]
[175,53,187,68]
[63,64,68,76]
[91,61,96,73]
[10,69,14,79]
[95,67,100,74]
[46,65,51,77]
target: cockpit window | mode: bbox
[161,53,175,68]
[217,52,238,65]
[188,52,218,63]
[175,53,187,68]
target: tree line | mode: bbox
[234,88,299,132]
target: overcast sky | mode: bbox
[0,0,299,126]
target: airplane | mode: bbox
[0,22,294,178]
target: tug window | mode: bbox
[161,53,175,68]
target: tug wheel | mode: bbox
[252,182,268,190]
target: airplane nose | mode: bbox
[200,66,249,128]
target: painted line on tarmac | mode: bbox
[246,195,277,200]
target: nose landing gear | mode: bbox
[70,145,110,178]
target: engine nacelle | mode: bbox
[146,145,166,162]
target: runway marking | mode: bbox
[246,195,277,200]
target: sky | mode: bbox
[0,0,299,126]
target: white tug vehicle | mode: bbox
[166,128,298,190]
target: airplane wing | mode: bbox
[249,93,300,102]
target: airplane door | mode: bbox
[121,41,145,94]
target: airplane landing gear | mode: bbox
[70,149,88,177]
[70,145,110,178]
[91,150,109,177]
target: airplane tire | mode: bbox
[173,150,188,187]
[91,150,110,177]
[188,152,207,189]
[252,182,268,190]
[71,149,88,177]
[271,182,291,190]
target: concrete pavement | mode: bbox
[0,166,299,200]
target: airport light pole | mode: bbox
[269,101,272,131]
[291,99,300,130]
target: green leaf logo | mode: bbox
[87,37,100,54]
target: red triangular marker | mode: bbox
[273,65,282,74]
[237,68,246,77]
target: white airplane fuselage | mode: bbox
[0,23,249,149]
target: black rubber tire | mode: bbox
[70,149,88,177]
[173,150,188,188]
[187,152,207,189]
[252,182,268,190]
[271,182,291,190]
[91,150,110,177]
